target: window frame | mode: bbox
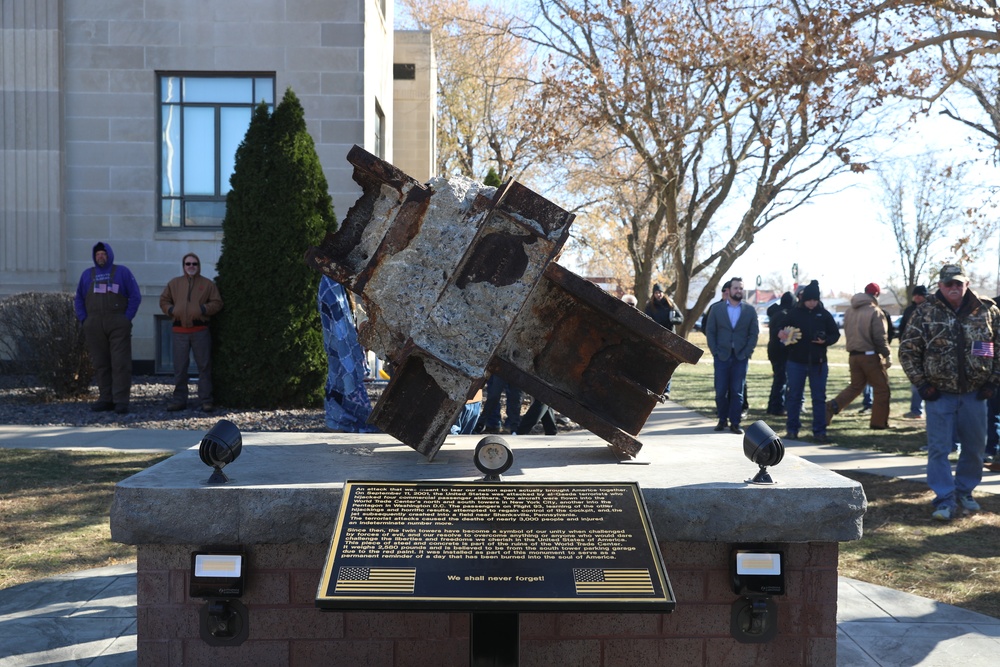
[157,72,276,231]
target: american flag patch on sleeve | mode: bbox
[972,341,995,358]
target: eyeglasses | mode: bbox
[185,262,199,266]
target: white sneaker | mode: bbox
[931,505,953,521]
[959,495,981,512]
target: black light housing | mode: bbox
[742,420,784,485]
[199,419,242,484]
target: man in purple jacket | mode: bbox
[74,242,142,414]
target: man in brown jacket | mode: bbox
[826,282,892,429]
[159,253,223,411]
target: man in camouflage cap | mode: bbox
[899,264,1000,521]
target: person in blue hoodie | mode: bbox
[74,242,141,414]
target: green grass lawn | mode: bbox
[671,330,1000,619]
[671,331,927,454]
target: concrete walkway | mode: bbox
[1,403,999,666]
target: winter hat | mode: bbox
[652,284,663,294]
[912,285,928,297]
[780,291,794,308]
[801,280,820,301]
[864,283,880,297]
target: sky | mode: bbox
[725,110,1000,301]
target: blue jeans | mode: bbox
[714,357,748,425]
[925,392,986,509]
[785,361,828,436]
[909,385,923,417]
[479,375,522,431]
[451,402,482,435]
[986,391,999,458]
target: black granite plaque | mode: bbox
[316,481,674,612]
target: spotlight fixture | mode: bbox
[474,435,513,481]
[742,420,784,485]
[199,419,243,484]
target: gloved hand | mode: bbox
[918,384,940,402]
[977,384,998,401]
[781,326,802,346]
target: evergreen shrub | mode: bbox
[212,89,336,408]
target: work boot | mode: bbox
[824,400,840,426]
[714,419,727,432]
[91,401,114,412]
[166,401,186,412]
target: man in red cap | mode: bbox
[826,282,892,429]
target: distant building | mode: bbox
[1,0,434,371]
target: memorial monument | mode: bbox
[111,148,865,666]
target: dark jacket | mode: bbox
[73,241,142,321]
[766,292,795,361]
[782,301,840,365]
[644,295,682,332]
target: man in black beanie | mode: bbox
[779,280,840,443]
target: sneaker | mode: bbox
[858,406,871,415]
[902,412,923,419]
[931,505,953,521]
[166,402,186,412]
[959,495,981,512]
[91,401,114,412]
[985,454,996,464]
[114,403,129,415]
[714,420,728,432]
[201,402,215,413]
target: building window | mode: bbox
[159,74,275,229]
[154,315,197,375]
[394,64,416,80]
[374,101,386,159]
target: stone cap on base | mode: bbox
[110,431,865,546]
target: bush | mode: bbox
[212,88,335,408]
[0,292,93,397]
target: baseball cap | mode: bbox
[939,264,968,283]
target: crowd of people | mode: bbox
[699,265,1000,522]
[73,242,999,520]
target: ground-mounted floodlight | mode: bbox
[742,420,784,485]
[730,547,784,643]
[199,419,242,484]
[190,549,249,646]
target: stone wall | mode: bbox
[136,540,838,666]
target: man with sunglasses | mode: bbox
[900,264,1000,521]
[159,253,223,412]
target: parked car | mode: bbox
[831,312,845,328]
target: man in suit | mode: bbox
[705,276,759,434]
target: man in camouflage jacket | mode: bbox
[899,264,1000,521]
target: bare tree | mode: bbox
[398,0,556,182]
[878,156,996,304]
[513,0,891,334]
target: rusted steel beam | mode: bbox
[305,146,701,460]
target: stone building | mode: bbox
[1,0,434,371]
